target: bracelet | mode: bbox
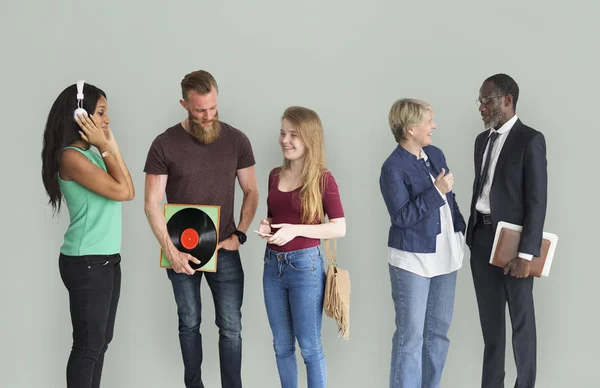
[101,150,112,158]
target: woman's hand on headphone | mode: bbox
[75,113,109,150]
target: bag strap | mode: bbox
[324,239,337,266]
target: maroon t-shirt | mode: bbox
[266,167,345,252]
[143,122,255,242]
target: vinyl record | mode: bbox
[166,207,217,269]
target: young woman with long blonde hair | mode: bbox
[257,106,346,388]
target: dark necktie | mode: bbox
[477,131,499,198]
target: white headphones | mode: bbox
[73,80,88,119]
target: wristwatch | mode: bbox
[233,230,247,244]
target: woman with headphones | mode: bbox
[41,81,134,388]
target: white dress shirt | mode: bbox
[475,114,518,214]
[475,115,532,261]
[388,150,465,277]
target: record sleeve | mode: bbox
[160,204,220,272]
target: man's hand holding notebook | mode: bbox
[490,221,559,278]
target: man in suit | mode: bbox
[466,73,548,388]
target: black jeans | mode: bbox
[59,253,122,388]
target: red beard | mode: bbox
[189,111,221,144]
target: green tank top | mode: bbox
[58,146,122,256]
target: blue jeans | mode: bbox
[263,246,327,388]
[167,248,244,388]
[388,265,457,388]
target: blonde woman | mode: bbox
[257,106,346,388]
[379,99,466,388]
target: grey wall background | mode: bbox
[1,0,598,387]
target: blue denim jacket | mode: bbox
[379,144,466,253]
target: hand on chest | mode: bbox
[405,159,442,195]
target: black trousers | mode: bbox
[469,215,536,388]
[59,253,122,388]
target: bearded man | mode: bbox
[466,73,548,388]
[143,69,258,388]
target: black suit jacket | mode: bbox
[466,119,548,257]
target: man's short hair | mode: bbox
[485,73,519,110]
[181,70,218,100]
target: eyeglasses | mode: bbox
[476,94,506,106]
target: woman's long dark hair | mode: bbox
[41,82,106,215]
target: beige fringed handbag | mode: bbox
[323,239,350,340]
